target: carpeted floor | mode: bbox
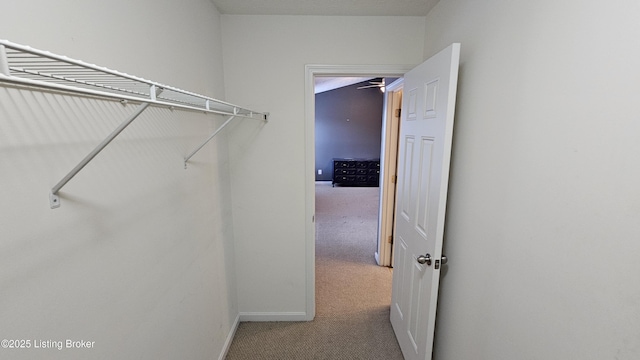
[225,182,403,360]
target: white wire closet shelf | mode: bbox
[0,39,269,209]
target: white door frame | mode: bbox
[304,64,414,319]
[376,78,404,267]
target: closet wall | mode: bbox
[221,15,426,317]
[421,0,640,359]
[0,1,237,359]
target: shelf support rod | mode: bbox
[0,44,10,76]
[184,114,237,169]
[50,101,151,208]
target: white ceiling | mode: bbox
[211,0,440,16]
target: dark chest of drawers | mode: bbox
[332,158,380,187]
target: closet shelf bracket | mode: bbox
[184,114,237,169]
[49,98,155,209]
[183,110,269,169]
[0,40,269,209]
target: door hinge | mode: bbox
[395,108,401,118]
[391,175,397,184]
[388,235,393,244]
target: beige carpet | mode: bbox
[225,182,403,359]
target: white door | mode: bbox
[390,43,460,360]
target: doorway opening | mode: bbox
[304,64,411,319]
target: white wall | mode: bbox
[220,15,425,317]
[0,1,238,359]
[423,1,640,359]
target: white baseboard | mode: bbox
[218,314,240,360]
[239,311,310,322]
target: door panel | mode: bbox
[400,136,415,221]
[407,89,418,120]
[390,43,460,360]
[394,237,409,319]
[408,261,425,351]
[424,79,439,118]
[416,137,435,237]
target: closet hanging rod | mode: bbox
[0,39,268,121]
[0,73,265,120]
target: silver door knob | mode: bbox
[417,253,432,265]
[441,255,448,265]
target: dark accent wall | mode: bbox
[315,80,384,181]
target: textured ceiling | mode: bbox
[211,0,440,16]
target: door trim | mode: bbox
[376,78,404,267]
[304,64,414,320]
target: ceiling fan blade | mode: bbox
[357,85,380,89]
[367,78,385,85]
